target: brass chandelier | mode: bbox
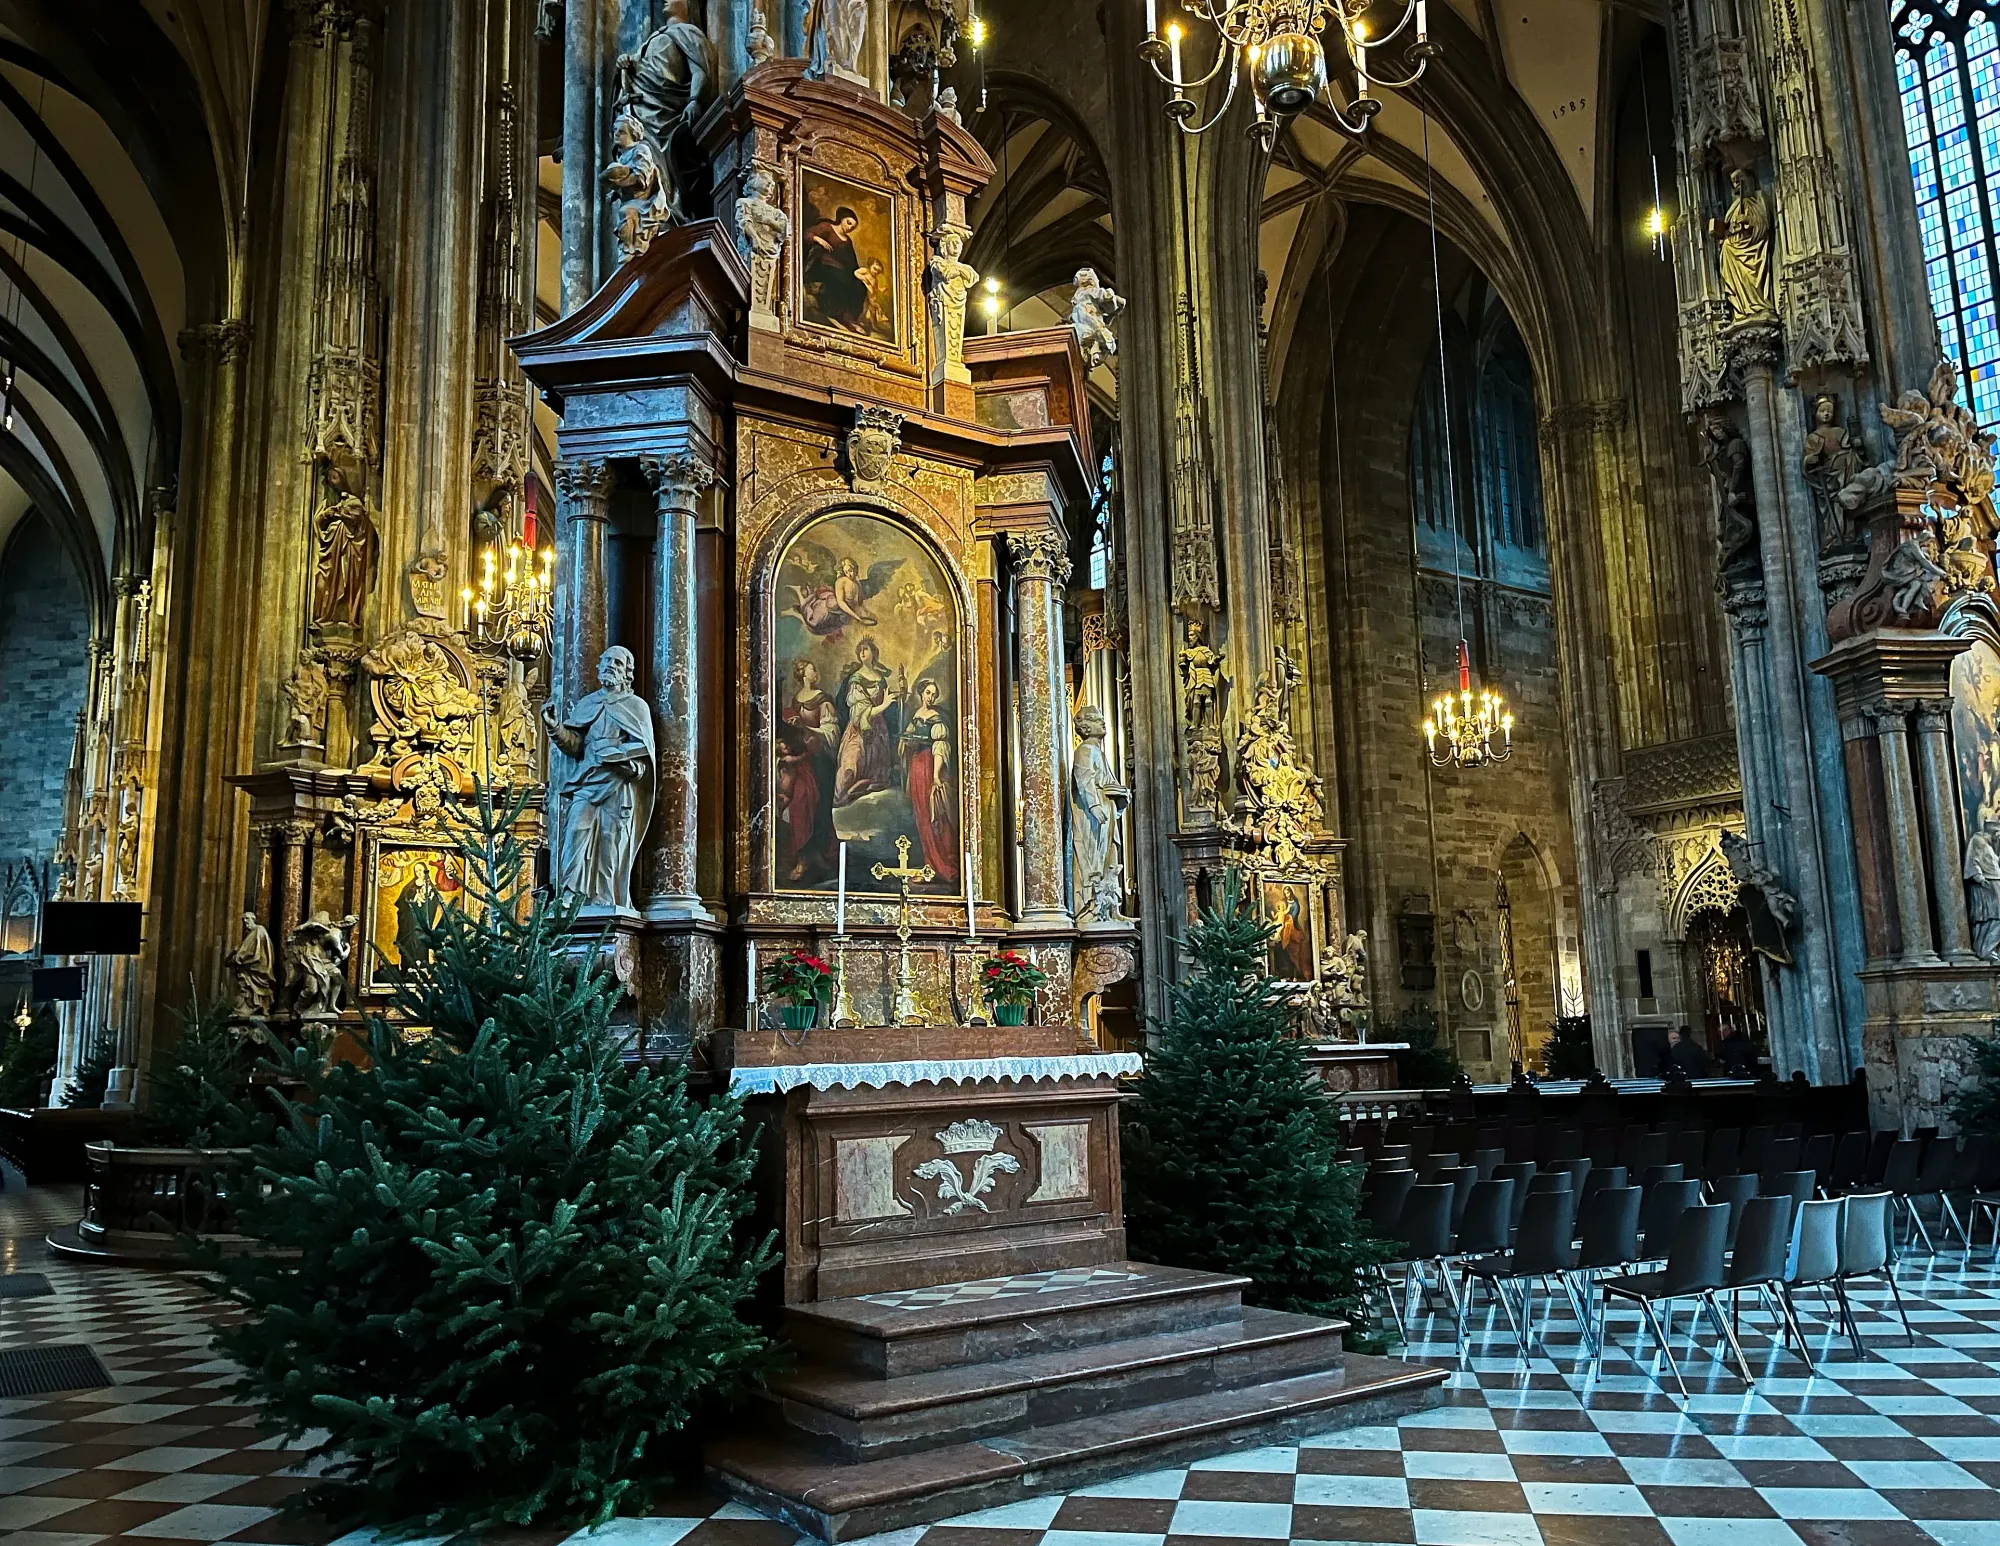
[1139,0,1437,142]
[1425,640,1512,768]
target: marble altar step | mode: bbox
[781,1261,1248,1378]
[706,1351,1446,1542]
[764,1304,1350,1461]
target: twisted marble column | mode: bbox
[1008,529,1073,928]
[642,451,713,922]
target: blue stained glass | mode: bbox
[1898,2,2000,426]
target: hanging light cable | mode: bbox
[1417,106,1513,770]
[1639,58,1668,259]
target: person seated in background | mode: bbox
[1716,1024,1757,1076]
[1661,1023,1710,1079]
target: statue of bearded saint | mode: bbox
[542,646,657,911]
[616,0,714,220]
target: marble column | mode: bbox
[554,456,614,709]
[642,451,713,923]
[561,0,604,313]
[1008,529,1074,929]
[1870,701,1940,965]
[1914,697,1975,961]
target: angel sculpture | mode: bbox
[603,112,672,262]
[787,553,904,636]
[913,1150,1023,1214]
[1069,267,1127,370]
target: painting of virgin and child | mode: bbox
[799,168,897,344]
[774,512,961,895]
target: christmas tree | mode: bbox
[137,999,273,1148]
[1123,872,1388,1328]
[0,1003,58,1107]
[210,788,775,1534]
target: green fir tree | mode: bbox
[209,787,775,1535]
[1952,1033,2000,1136]
[1541,1014,1596,1079]
[1122,872,1389,1329]
[137,999,273,1149]
[61,1033,118,1108]
[0,1003,59,1108]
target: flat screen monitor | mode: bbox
[38,901,144,957]
[30,965,85,1001]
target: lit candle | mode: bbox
[1167,20,1182,81]
[1353,23,1368,96]
[836,841,847,936]
[1145,0,1156,37]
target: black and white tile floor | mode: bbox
[4,1181,1998,1546]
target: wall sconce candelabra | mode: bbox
[1138,0,1437,144]
[461,541,555,661]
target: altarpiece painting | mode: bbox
[774,511,962,896]
[798,167,898,344]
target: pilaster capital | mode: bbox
[1723,322,1784,376]
[552,457,615,517]
[177,319,252,364]
[1859,697,1909,736]
[1913,697,1957,732]
[640,450,717,514]
[1720,582,1767,638]
[281,818,318,847]
[1006,528,1072,586]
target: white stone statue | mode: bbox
[746,5,777,65]
[286,910,356,1020]
[1068,267,1126,370]
[603,111,672,263]
[735,166,791,317]
[1307,931,1370,1041]
[810,0,869,79]
[935,86,962,125]
[1070,704,1132,925]
[223,912,276,1020]
[925,223,978,371]
[542,645,657,911]
[1967,823,2000,961]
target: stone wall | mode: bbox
[0,512,88,862]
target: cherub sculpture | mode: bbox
[603,111,671,262]
[1068,266,1127,370]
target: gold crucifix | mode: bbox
[872,835,935,1026]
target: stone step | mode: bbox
[782,1261,1249,1378]
[706,1352,1448,1542]
[766,1304,1348,1462]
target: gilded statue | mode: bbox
[286,910,356,1020]
[1070,704,1132,925]
[1177,618,1223,734]
[616,0,713,221]
[1701,413,1760,583]
[1710,166,1778,327]
[604,112,672,262]
[223,912,276,1020]
[1801,394,1866,554]
[1967,823,2000,961]
[924,223,978,369]
[310,476,376,631]
[1068,267,1126,370]
[1234,648,1324,871]
[542,645,656,911]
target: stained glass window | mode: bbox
[1894,1,2000,424]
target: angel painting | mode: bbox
[787,552,904,637]
[774,511,964,897]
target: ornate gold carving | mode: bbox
[1170,296,1219,612]
[1233,647,1324,871]
[358,623,479,822]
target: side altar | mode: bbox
[511,59,1438,1544]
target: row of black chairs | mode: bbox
[1357,1153,1913,1397]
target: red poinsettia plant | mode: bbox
[762,949,834,1007]
[980,950,1048,1008]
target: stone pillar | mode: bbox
[1008,529,1074,929]
[561,0,604,312]
[1867,701,1938,964]
[554,457,614,709]
[642,451,713,923]
[1915,697,1975,962]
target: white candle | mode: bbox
[1355,41,1367,98]
[1416,0,1428,40]
[1167,23,1182,80]
[746,939,758,1013]
[1145,0,1156,37]
[836,841,847,936]
[965,854,977,939]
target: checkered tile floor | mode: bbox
[5,1179,1999,1546]
[855,1267,1146,1310]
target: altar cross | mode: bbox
[872,835,934,1025]
[871,834,935,896]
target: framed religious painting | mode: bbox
[770,510,963,898]
[796,166,899,347]
[1261,875,1322,987]
[360,837,470,997]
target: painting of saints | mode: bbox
[1953,640,2000,838]
[800,169,897,344]
[834,638,903,804]
[773,511,960,895]
[900,677,959,884]
[777,659,840,883]
[368,848,466,991]
[1265,881,1317,984]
